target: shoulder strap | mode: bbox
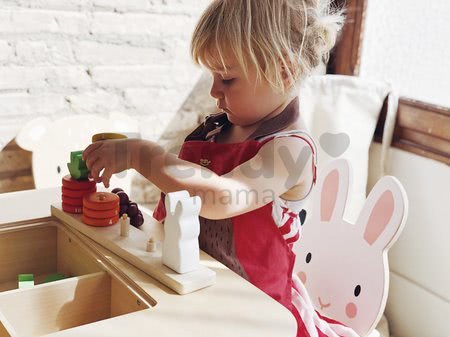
[260,129,318,186]
[246,96,299,141]
[184,112,230,142]
[184,96,299,142]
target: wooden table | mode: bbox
[0,188,297,337]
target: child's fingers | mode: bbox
[89,159,105,182]
[85,155,98,170]
[101,169,113,189]
[82,142,103,161]
[85,155,100,172]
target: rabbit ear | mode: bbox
[174,195,202,218]
[313,158,351,222]
[165,190,190,216]
[16,117,51,151]
[108,110,140,136]
[356,176,408,250]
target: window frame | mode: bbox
[327,0,450,165]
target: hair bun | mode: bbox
[301,0,346,70]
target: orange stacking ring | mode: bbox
[62,203,83,214]
[82,192,120,227]
[83,206,119,219]
[82,214,119,227]
[83,192,119,211]
[62,186,96,198]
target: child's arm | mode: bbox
[83,137,313,219]
[132,137,313,219]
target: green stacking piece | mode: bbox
[67,150,89,180]
[18,274,34,289]
[43,273,66,283]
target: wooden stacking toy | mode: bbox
[61,175,96,214]
[62,134,125,217]
[82,192,120,227]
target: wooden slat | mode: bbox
[0,139,34,193]
[327,0,367,75]
[0,176,34,193]
[393,141,450,166]
[397,98,450,141]
[397,129,450,156]
[0,151,32,176]
[375,98,450,165]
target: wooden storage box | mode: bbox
[0,222,150,337]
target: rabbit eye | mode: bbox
[57,165,61,174]
[299,209,307,225]
[354,285,361,297]
[306,252,312,263]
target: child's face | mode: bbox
[207,55,289,127]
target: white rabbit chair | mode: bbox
[15,112,140,195]
[293,159,408,337]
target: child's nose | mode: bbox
[210,80,224,100]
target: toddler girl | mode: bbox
[83,1,359,336]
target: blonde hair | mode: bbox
[191,0,346,94]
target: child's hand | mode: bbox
[82,139,132,188]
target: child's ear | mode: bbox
[279,59,298,88]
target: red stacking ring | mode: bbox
[62,175,96,190]
[62,203,83,214]
[62,195,84,207]
[62,186,96,198]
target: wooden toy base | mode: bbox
[51,204,216,295]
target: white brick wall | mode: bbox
[0,0,211,148]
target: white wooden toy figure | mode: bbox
[120,213,130,237]
[293,159,408,337]
[162,190,202,274]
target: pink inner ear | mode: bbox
[364,190,394,245]
[321,169,339,221]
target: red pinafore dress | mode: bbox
[153,97,318,336]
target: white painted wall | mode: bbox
[360,0,450,107]
[0,0,211,149]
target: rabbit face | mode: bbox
[297,216,387,329]
[294,159,407,337]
